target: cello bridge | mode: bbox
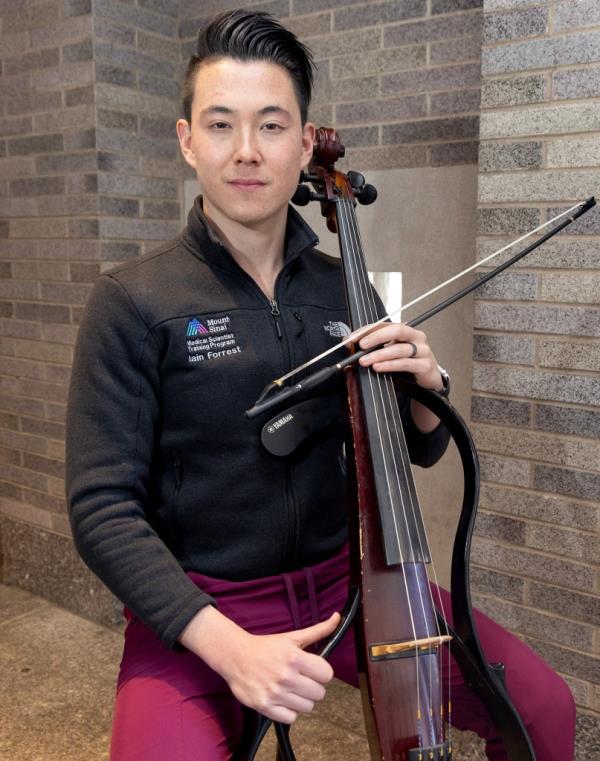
[369,634,452,661]
[408,741,451,760]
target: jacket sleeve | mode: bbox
[66,274,214,649]
[398,391,451,468]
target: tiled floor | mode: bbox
[0,583,486,760]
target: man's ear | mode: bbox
[176,119,196,170]
[300,121,316,170]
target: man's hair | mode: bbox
[182,9,315,125]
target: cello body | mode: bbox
[236,127,537,761]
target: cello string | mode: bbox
[345,198,435,736]
[339,197,427,735]
[340,197,426,732]
[351,207,440,744]
[344,199,432,615]
[343,197,423,583]
[338,198,418,583]
[349,197,454,739]
[352,197,443,744]
[271,200,587,388]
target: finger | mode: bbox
[282,672,327,703]
[278,692,315,715]
[369,358,433,376]
[359,342,426,366]
[359,324,425,349]
[296,650,334,684]
[349,323,381,343]
[265,705,298,725]
[358,323,407,348]
[290,611,341,649]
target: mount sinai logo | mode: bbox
[186,318,209,337]
[185,315,242,363]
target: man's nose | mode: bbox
[234,129,260,163]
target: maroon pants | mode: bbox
[110,546,575,760]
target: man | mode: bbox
[66,10,575,761]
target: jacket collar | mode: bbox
[181,195,319,273]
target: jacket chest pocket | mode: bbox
[165,450,183,554]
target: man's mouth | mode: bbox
[228,179,266,188]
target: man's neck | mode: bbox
[202,200,287,299]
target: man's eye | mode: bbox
[263,122,284,131]
[210,122,230,130]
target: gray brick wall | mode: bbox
[0,0,182,617]
[1,0,597,749]
[474,0,600,744]
[178,0,484,169]
[1,1,95,545]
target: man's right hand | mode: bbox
[178,605,340,724]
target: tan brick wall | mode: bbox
[473,0,600,742]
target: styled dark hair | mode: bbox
[182,9,315,125]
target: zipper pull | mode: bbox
[292,311,304,336]
[269,298,283,339]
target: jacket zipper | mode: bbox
[269,298,283,339]
[269,295,302,565]
[238,269,298,565]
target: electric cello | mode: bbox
[238,127,595,761]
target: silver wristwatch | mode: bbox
[436,364,451,398]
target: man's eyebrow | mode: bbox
[199,105,291,117]
[200,106,234,116]
[258,106,291,117]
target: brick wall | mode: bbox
[0,0,486,612]
[0,0,182,622]
[179,0,483,170]
[472,0,600,746]
[1,0,597,748]
[0,0,96,556]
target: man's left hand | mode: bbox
[357,322,444,392]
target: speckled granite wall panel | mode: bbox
[474,0,600,738]
[0,516,122,626]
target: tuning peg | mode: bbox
[357,183,377,205]
[291,184,312,206]
[302,172,321,183]
[347,171,365,190]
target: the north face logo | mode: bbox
[323,321,350,338]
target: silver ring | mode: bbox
[408,342,418,358]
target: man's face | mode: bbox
[177,58,315,232]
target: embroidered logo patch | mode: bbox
[186,318,209,337]
[186,315,242,363]
[323,320,350,338]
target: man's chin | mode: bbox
[229,203,286,229]
[202,194,290,231]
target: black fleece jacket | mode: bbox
[66,199,449,649]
